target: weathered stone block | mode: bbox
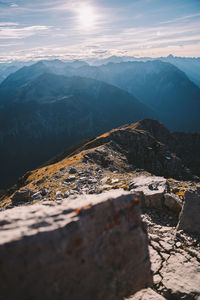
[177,190,200,234]
[11,188,33,204]
[164,193,182,214]
[129,176,167,208]
[0,190,152,300]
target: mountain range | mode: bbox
[1,58,200,131]
[0,57,200,189]
[2,54,199,86]
[86,54,200,88]
[70,60,200,131]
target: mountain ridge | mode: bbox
[1,118,199,209]
[2,59,199,131]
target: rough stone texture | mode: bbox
[164,193,182,214]
[127,288,166,299]
[129,176,167,208]
[138,205,200,300]
[160,253,200,299]
[177,190,200,234]
[0,190,152,300]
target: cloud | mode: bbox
[0,42,22,47]
[0,25,50,39]
[160,13,200,25]
[10,3,18,7]
[0,0,200,60]
[0,1,18,8]
[92,50,109,54]
[0,22,19,26]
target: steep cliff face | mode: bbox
[66,118,199,181]
[131,119,200,177]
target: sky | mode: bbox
[0,0,200,61]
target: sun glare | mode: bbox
[78,6,96,29]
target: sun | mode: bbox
[78,6,96,29]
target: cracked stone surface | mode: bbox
[131,204,200,300]
[149,246,162,274]
[161,253,200,299]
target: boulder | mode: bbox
[68,167,77,174]
[129,176,167,208]
[11,188,33,204]
[65,175,76,182]
[31,191,43,200]
[39,188,48,196]
[177,190,200,234]
[0,190,152,300]
[164,193,182,214]
[127,288,166,299]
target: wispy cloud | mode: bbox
[160,13,200,24]
[0,0,200,60]
[10,3,18,7]
[0,42,22,47]
[0,22,19,26]
[0,24,50,39]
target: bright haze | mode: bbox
[0,0,200,61]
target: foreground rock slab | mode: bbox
[0,190,152,300]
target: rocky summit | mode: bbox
[0,119,200,300]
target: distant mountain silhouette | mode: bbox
[0,61,50,103]
[65,60,200,131]
[160,55,200,88]
[0,61,33,84]
[86,55,200,88]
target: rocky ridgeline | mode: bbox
[1,173,200,299]
[0,119,200,299]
